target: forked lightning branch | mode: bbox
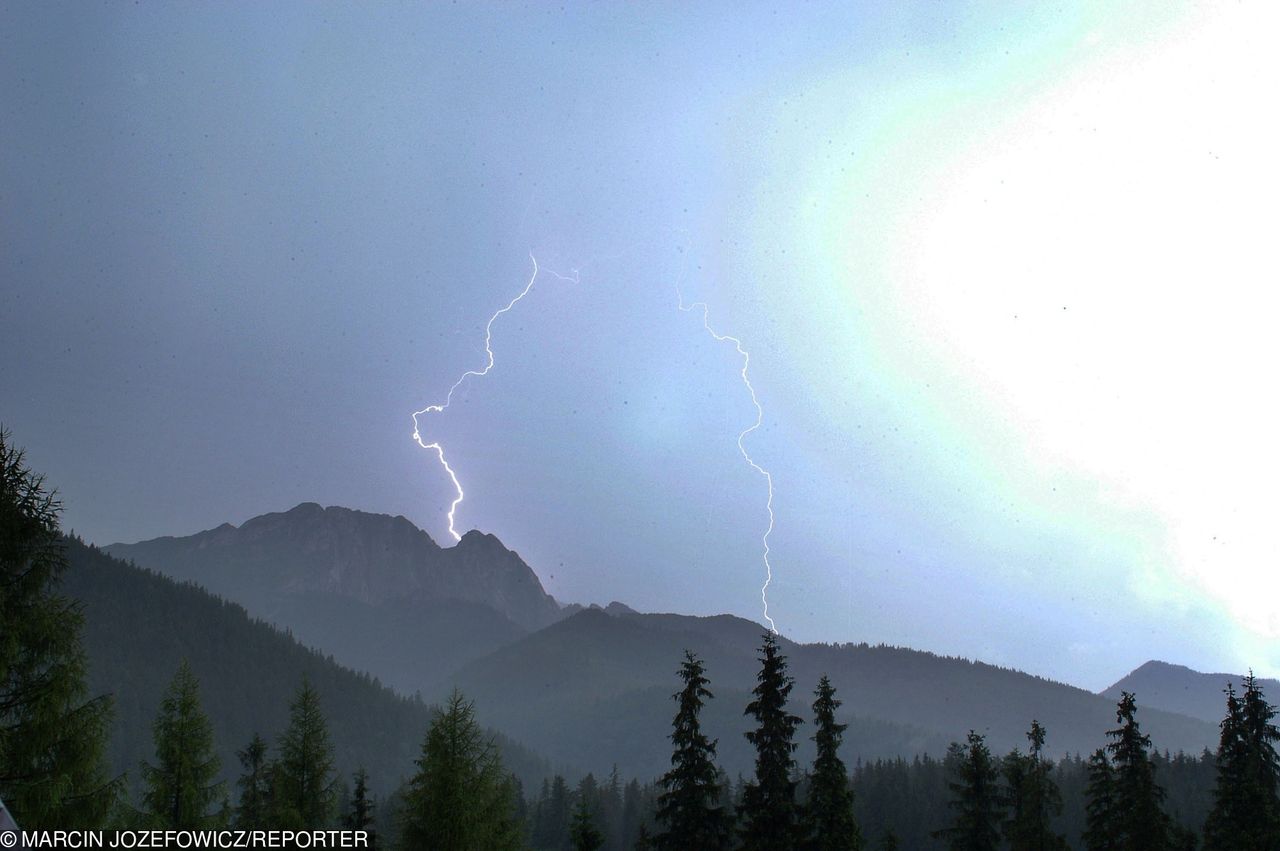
[411,254,779,633]
[410,253,577,542]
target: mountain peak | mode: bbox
[1130,660,1196,677]
[457,529,505,549]
[1102,660,1280,725]
[106,504,564,631]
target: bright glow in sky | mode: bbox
[896,4,1280,652]
[4,1,1276,688]
[861,3,1277,671]
[699,1,1280,681]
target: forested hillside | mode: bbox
[60,537,549,795]
[452,606,1217,779]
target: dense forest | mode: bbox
[4,429,1280,850]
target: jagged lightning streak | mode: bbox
[412,253,577,541]
[678,289,779,634]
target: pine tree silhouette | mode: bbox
[655,651,732,850]
[804,675,862,851]
[739,631,803,850]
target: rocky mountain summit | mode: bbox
[107,502,562,630]
[105,504,564,692]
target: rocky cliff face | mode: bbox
[106,502,563,631]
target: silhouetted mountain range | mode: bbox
[106,503,561,694]
[1102,660,1280,726]
[101,504,1226,780]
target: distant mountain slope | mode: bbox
[101,505,1219,784]
[61,538,548,795]
[1103,660,1280,726]
[104,504,561,693]
[452,607,1219,780]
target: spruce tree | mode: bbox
[1105,692,1171,850]
[1002,749,1030,841]
[1208,674,1280,849]
[805,675,861,851]
[570,794,605,851]
[1002,721,1067,851]
[936,731,1003,851]
[235,733,272,829]
[655,651,731,850]
[398,689,521,851]
[140,660,225,828]
[344,767,376,848]
[739,631,803,850]
[1083,749,1118,851]
[0,431,117,827]
[274,679,336,827]
[1204,683,1246,849]
[1241,674,1280,846]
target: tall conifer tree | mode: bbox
[739,631,803,851]
[570,794,605,851]
[398,689,521,851]
[1240,674,1280,846]
[344,767,376,848]
[234,733,272,829]
[936,731,1003,851]
[1208,676,1280,849]
[0,431,117,827]
[274,679,336,827]
[805,675,861,851]
[1001,721,1067,851]
[1105,692,1171,851]
[1204,683,1246,849]
[655,651,731,850]
[1082,749,1118,851]
[140,660,224,828]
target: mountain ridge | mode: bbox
[101,502,1225,781]
[1102,659,1280,726]
[451,606,1219,779]
[104,503,565,694]
[107,502,560,630]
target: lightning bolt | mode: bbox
[413,246,775,631]
[678,288,779,634]
[412,252,577,541]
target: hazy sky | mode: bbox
[3,2,1277,689]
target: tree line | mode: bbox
[3,428,1279,849]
